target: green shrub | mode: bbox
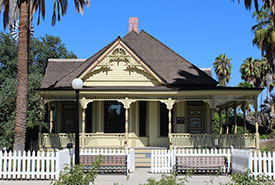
[140,173,191,185]
[222,170,274,185]
[51,156,101,185]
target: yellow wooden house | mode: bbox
[37,18,262,150]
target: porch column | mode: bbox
[119,98,136,149]
[234,103,237,134]
[219,108,223,134]
[125,107,129,148]
[161,98,175,150]
[80,98,91,148]
[226,106,229,134]
[39,98,45,148]
[242,103,246,133]
[253,98,260,149]
[211,109,215,133]
[48,102,53,133]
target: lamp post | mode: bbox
[72,78,83,165]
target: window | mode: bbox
[160,103,169,136]
[85,103,92,133]
[104,101,125,133]
[139,101,147,136]
[62,103,76,133]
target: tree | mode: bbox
[240,57,261,87]
[0,0,89,151]
[252,6,275,82]
[232,0,275,18]
[0,32,76,150]
[213,54,232,86]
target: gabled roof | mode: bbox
[41,30,218,89]
[122,30,218,86]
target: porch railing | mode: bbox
[41,132,146,148]
[171,133,257,149]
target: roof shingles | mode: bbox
[41,30,218,89]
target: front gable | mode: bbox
[79,39,163,86]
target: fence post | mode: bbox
[56,150,60,180]
[128,148,135,173]
[248,150,252,173]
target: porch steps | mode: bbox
[134,147,167,168]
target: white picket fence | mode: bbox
[232,149,275,180]
[151,148,232,173]
[0,149,70,180]
[0,148,135,180]
[79,148,135,173]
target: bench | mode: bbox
[175,155,227,174]
[80,155,128,175]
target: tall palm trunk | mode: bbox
[13,0,30,151]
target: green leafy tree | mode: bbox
[0,0,89,151]
[213,54,232,86]
[252,6,275,93]
[0,32,76,150]
[232,0,275,18]
[240,57,261,87]
[51,157,101,185]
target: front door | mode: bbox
[187,107,204,133]
[62,103,76,133]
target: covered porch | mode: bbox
[38,91,260,149]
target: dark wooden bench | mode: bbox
[175,155,227,174]
[80,155,128,175]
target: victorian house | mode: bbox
[37,18,261,151]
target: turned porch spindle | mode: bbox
[82,108,86,133]
[226,106,229,134]
[125,108,129,148]
[168,108,172,149]
[48,102,53,133]
[234,103,237,134]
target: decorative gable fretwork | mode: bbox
[81,41,161,87]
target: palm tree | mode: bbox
[232,0,275,18]
[0,0,90,151]
[252,6,275,76]
[213,54,232,86]
[240,57,261,87]
[259,58,273,99]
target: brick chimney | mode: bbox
[128,17,138,33]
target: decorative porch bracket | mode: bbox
[80,98,94,133]
[118,97,136,149]
[160,98,175,150]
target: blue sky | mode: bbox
[0,0,263,87]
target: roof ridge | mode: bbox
[48,58,86,62]
[140,30,217,84]
[76,37,119,78]
[55,37,119,86]
[121,38,167,84]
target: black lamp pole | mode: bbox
[75,89,80,165]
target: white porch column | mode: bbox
[234,103,237,134]
[48,102,53,133]
[253,97,260,149]
[226,106,229,134]
[80,98,92,148]
[119,98,136,149]
[161,98,175,150]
